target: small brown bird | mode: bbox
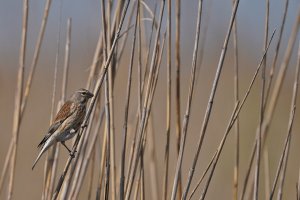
[32,88,93,170]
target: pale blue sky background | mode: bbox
[0,0,299,71]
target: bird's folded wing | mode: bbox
[37,101,75,148]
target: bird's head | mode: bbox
[72,88,94,104]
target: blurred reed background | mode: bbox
[0,0,300,199]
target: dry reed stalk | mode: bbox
[199,102,240,200]
[139,138,146,200]
[1,0,52,195]
[264,0,289,105]
[136,7,144,200]
[232,0,240,199]
[242,9,300,199]
[202,8,276,200]
[86,31,103,90]
[298,168,300,200]
[276,114,293,200]
[124,1,166,198]
[87,150,95,200]
[140,3,157,93]
[269,111,295,200]
[275,41,300,200]
[225,28,276,200]
[263,151,270,199]
[195,0,213,86]
[119,3,138,199]
[137,0,143,147]
[124,115,140,193]
[261,7,300,148]
[64,3,120,194]
[133,166,141,200]
[42,0,63,197]
[262,1,270,198]
[171,1,203,199]
[70,110,104,199]
[254,0,270,198]
[45,18,71,199]
[240,143,256,200]
[175,0,182,197]
[148,111,159,200]
[59,101,98,199]
[180,0,240,198]
[162,0,171,199]
[194,29,279,195]
[105,2,117,199]
[121,12,156,160]
[51,1,131,198]
[143,32,166,200]
[21,0,52,114]
[103,104,111,200]
[61,19,71,101]
[102,5,110,200]
[116,1,137,62]
[188,151,218,200]
[62,5,116,197]
[53,18,73,199]
[0,143,13,194]
[6,1,28,199]
[65,1,130,197]
[96,122,108,200]
[45,144,60,200]
[133,30,166,200]
[100,1,112,199]
[66,93,103,197]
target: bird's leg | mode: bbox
[61,141,76,158]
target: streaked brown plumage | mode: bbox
[32,88,93,170]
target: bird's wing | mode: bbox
[37,100,75,148]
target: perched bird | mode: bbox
[32,88,94,170]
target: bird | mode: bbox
[32,88,94,170]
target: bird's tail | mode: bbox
[32,137,55,170]
[32,149,45,170]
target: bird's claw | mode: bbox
[69,150,77,158]
[81,124,88,129]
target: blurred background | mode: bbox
[0,0,300,199]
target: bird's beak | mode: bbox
[87,91,94,98]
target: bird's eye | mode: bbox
[81,92,87,96]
